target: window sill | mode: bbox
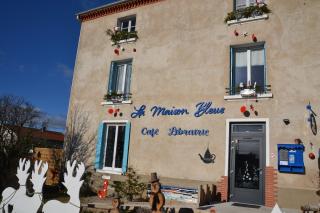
[111,37,137,45]
[227,14,268,25]
[224,93,273,101]
[101,100,132,105]
[96,169,122,175]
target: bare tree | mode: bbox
[0,95,41,191]
[63,106,96,164]
[63,106,96,195]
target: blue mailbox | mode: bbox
[277,144,305,174]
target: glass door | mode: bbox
[229,123,265,205]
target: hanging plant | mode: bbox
[106,29,139,45]
[224,4,271,23]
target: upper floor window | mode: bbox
[230,42,266,95]
[106,59,132,102]
[118,16,136,33]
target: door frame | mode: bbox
[225,118,270,203]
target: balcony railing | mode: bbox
[104,92,132,103]
[225,84,271,96]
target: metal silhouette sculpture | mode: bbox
[0,159,48,213]
[199,148,216,164]
[0,158,31,212]
[306,102,317,135]
[42,160,85,213]
[25,160,48,213]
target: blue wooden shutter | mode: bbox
[108,62,117,93]
[121,122,131,174]
[95,123,106,169]
[230,47,234,95]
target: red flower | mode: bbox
[240,106,247,113]
[252,34,257,42]
[114,48,120,55]
[108,108,114,114]
[309,153,315,160]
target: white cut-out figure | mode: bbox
[271,203,283,213]
[14,160,48,213]
[0,158,31,213]
[42,161,85,213]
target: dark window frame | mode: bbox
[229,42,266,95]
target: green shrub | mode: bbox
[111,167,147,201]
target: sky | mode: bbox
[0,0,116,132]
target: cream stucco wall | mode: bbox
[68,0,320,199]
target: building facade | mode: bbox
[68,0,320,208]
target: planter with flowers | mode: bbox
[106,28,138,45]
[224,3,271,24]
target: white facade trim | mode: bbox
[224,118,270,176]
[111,37,137,45]
[227,14,269,26]
[101,100,132,105]
[96,169,122,175]
[224,93,273,101]
[101,120,129,124]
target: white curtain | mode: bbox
[236,0,256,9]
[124,64,132,95]
[251,49,264,66]
[236,51,247,67]
[116,65,126,94]
[236,0,247,9]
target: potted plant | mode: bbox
[106,28,138,45]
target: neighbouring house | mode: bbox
[68,0,320,208]
[2,126,64,185]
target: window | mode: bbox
[107,59,132,101]
[118,15,136,33]
[95,122,131,174]
[235,0,256,10]
[230,42,266,95]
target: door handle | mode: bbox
[257,168,263,174]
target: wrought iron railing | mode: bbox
[225,84,271,96]
[104,92,132,102]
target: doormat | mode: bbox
[232,203,261,208]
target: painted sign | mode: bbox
[131,101,225,119]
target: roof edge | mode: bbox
[77,0,165,22]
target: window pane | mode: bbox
[121,20,129,31]
[109,64,118,93]
[236,0,247,9]
[130,19,136,32]
[234,51,247,89]
[251,49,265,90]
[105,126,116,167]
[115,126,126,168]
[116,65,126,94]
[124,64,132,96]
[235,139,260,189]
[232,124,264,133]
[249,0,256,6]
